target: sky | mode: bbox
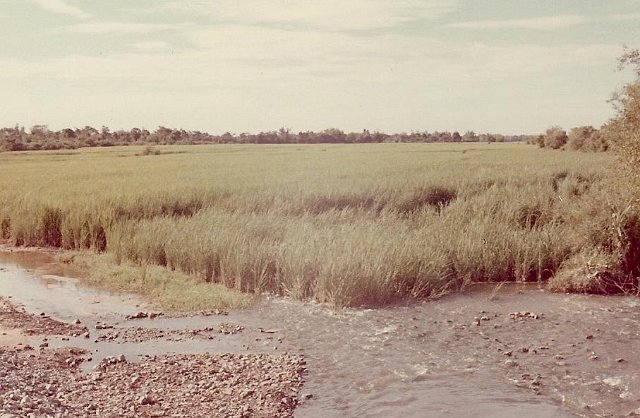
[1,0,639,135]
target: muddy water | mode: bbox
[1,250,639,417]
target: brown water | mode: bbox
[1,250,639,417]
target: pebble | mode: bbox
[138,395,155,405]
[0,349,305,417]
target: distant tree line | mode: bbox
[528,125,610,152]
[0,125,532,151]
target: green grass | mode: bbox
[57,252,252,311]
[0,143,634,307]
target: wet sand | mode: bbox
[0,249,639,417]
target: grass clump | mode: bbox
[548,250,637,295]
[138,145,161,156]
[395,185,457,215]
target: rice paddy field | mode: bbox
[0,143,632,308]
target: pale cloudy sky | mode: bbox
[1,0,639,134]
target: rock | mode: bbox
[138,395,155,405]
[126,312,149,320]
[74,319,81,325]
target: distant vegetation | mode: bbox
[529,125,610,152]
[0,125,531,152]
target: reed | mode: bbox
[0,143,633,307]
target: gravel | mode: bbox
[0,298,307,417]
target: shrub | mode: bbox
[543,127,568,149]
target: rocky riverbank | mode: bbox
[0,297,306,418]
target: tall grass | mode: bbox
[0,143,632,306]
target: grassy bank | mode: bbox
[57,252,252,311]
[0,143,635,307]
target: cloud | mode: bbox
[0,23,622,134]
[447,13,640,30]
[607,13,640,21]
[131,41,171,52]
[160,0,459,31]
[447,15,589,30]
[61,21,177,35]
[2,24,618,88]
[33,0,90,18]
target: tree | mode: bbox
[543,126,568,149]
[567,126,597,151]
[61,128,76,139]
[30,125,49,136]
[604,47,640,184]
[462,131,478,142]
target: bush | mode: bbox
[543,127,568,149]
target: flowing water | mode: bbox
[1,250,639,417]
